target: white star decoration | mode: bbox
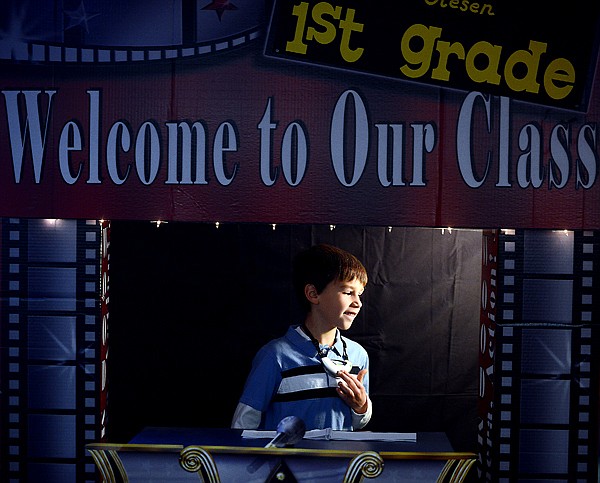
[64,1,99,34]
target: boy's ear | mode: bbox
[304,284,319,304]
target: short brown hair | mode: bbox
[292,244,368,312]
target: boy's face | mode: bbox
[315,278,364,331]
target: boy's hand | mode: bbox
[335,369,368,414]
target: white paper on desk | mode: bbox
[241,430,279,439]
[304,429,417,442]
[241,429,416,442]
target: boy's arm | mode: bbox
[351,396,372,430]
[231,402,262,429]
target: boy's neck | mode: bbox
[304,317,337,346]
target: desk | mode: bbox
[130,426,453,452]
[87,428,475,482]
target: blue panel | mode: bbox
[518,480,569,483]
[28,365,76,409]
[28,463,76,483]
[523,230,573,274]
[519,429,569,473]
[91,0,182,46]
[28,219,77,263]
[27,267,77,311]
[119,452,202,482]
[522,279,573,323]
[28,414,76,458]
[520,379,570,424]
[521,329,572,374]
[28,316,77,360]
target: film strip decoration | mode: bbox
[0,1,265,65]
[1,29,262,64]
[478,229,499,481]
[0,219,103,483]
[99,220,110,448]
[478,229,599,481]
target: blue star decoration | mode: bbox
[202,0,238,21]
[64,1,100,34]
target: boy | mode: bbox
[231,244,372,431]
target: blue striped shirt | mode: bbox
[238,325,370,430]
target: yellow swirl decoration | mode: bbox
[179,446,221,482]
[343,451,384,482]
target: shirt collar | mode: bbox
[294,325,343,357]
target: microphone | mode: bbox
[264,416,306,448]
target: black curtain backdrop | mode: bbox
[107,222,481,451]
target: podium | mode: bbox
[86,428,476,482]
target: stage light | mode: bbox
[215,222,220,229]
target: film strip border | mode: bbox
[0,29,261,65]
[0,218,102,483]
[477,229,499,481]
[98,220,110,447]
[493,229,599,482]
[498,229,597,326]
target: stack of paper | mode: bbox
[241,429,416,442]
[305,429,416,442]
